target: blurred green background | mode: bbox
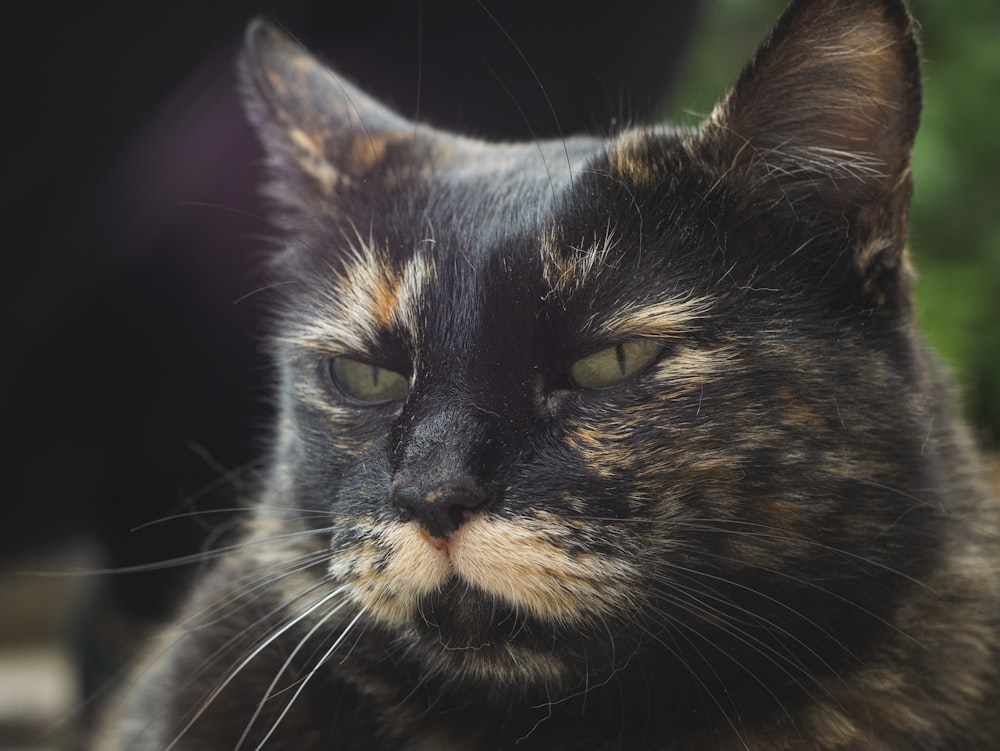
[663,0,1000,447]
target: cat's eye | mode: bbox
[330,357,409,404]
[568,340,661,389]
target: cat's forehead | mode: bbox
[415,128,684,271]
[284,126,711,356]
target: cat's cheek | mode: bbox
[330,523,451,627]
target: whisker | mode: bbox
[648,577,840,713]
[411,0,424,138]
[251,604,369,751]
[233,595,354,750]
[676,548,929,650]
[129,507,258,532]
[176,200,269,224]
[573,514,936,592]
[178,551,330,632]
[18,526,333,577]
[473,0,573,178]
[162,584,349,751]
[637,619,751,750]
[478,57,558,205]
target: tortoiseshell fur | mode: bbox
[98,0,1000,748]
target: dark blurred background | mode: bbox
[1,0,996,748]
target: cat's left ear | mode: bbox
[239,19,426,200]
[699,0,921,296]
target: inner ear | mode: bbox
[700,0,921,263]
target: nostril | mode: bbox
[443,487,484,530]
[390,486,423,523]
[444,486,486,512]
[390,479,487,539]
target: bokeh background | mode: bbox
[1,1,996,749]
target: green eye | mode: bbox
[569,340,661,389]
[330,357,409,404]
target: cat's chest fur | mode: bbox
[97,0,1000,749]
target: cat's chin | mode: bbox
[412,579,577,687]
[417,574,564,652]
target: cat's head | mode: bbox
[239,0,936,706]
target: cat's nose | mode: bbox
[390,479,487,539]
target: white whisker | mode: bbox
[163,585,348,750]
[233,595,354,750]
[251,605,369,751]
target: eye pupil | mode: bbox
[615,343,627,375]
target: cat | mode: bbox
[96,0,1000,748]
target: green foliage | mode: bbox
[909,0,1000,444]
[663,0,1000,444]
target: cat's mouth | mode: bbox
[331,513,638,636]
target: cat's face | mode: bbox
[242,0,936,701]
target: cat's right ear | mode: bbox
[239,19,421,199]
